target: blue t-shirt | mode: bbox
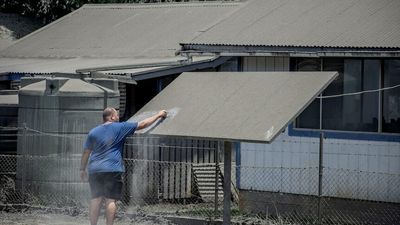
[84,122,138,174]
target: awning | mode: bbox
[0,56,230,81]
[129,71,338,143]
[0,57,185,74]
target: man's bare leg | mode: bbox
[105,198,117,225]
[90,197,103,225]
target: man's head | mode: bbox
[103,107,119,123]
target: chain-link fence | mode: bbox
[237,166,400,225]
[1,126,399,224]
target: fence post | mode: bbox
[223,141,232,225]
[214,141,220,218]
[318,132,324,225]
[21,123,27,198]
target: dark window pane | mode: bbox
[296,99,320,129]
[323,59,380,132]
[383,60,400,133]
[293,58,321,129]
[361,60,379,132]
[322,58,344,130]
[341,60,363,130]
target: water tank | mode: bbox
[16,77,119,202]
[0,90,18,155]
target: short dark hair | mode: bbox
[103,107,116,122]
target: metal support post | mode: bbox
[214,142,220,217]
[21,123,27,195]
[317,132,324,225]
[223,141,232,225]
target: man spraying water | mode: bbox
[80,107,167,225]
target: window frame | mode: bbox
[292,57,400,137]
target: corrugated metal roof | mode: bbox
[0,56,217,75]
[184,0,400,49]
[0,2,241,59]
[129,71,338,143]
[0,57,181,74]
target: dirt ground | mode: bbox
[0,211,177,225]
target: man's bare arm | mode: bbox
[80,149,91,180]
[137,110,167,130]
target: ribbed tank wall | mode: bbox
[16,77,119,202]
[0,91,18,154]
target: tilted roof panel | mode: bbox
[129,71,338,143]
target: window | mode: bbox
[321,58,345,130]
[291,58,321,129]
[362,60,380,132]
[294,58,399,134]
[383,60,400,133]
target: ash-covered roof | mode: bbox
[130,71,338,143]
[183,0,400,49]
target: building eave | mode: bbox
[181,44,400,58]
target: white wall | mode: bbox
[240,132,400,203]
[233,56,400,203]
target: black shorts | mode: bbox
[89,172,123,200]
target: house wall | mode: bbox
[219,56,400,203]
[242,56,290,72]
[240,131,400,203]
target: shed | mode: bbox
[177,0,400,212]
[0,2,243,118]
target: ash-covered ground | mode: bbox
[0,209,177,225]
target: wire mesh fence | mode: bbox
[237,165,400,225]
[0,126,399,224]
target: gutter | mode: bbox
[75,56,231,82]
[131,56,231,81]
[180,44,400,58]
[75,59,189,74]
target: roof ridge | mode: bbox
[83,2,241,9]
